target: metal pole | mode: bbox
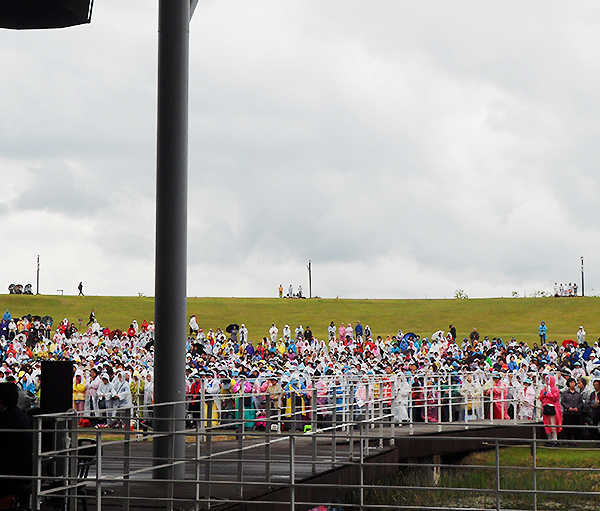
[311,384,317,474]
[206,430,212,508]
[195,421,201,511]
[332,386,337,467]
[290,434,296,511]
[581,256,585,297]
[33,417,41,511]
[124,414,131,511]
[495,440,500,511]
[238,393,244,498]
[96,431,102,511]
[265,395,271,482]
[307,260,312,299]
[359,422,364,511]
[36,255,40,295]
[533,427,538,511]
[153,0,189,480]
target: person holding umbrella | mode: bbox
[226,323,240,345]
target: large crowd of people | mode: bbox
[2,308,600,444]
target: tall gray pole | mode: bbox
[581,256,585,297]
[153,0,189,480]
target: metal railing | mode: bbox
[4,375,597,511]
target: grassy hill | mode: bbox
[0,295,598,347]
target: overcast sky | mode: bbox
[0,1,598,299]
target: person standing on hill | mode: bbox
[577,326,586,345]
[449,325,457,341]
[355,321,364,342]
[269,324,278,344]
[469,328,480,343]
[78,282,84,296]
[87,309,96,326]
[278,284,283,298]
[304,326,313,342]
[539,321,547,344]
[189,315,199,336]
[328,321,336,341]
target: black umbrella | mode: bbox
[464,353,487,365]
[225,323,239,334]
[42,316,53,326]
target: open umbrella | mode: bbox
[41,316,53,326]
[562,339,578,348]
[464,353,487,365]
[432,330,444,341]
[225,323,239,334]
[109,328,122,340]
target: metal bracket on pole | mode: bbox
[190,0,198,19]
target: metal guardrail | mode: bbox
[3,376,597,511]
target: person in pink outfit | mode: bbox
[540,374,562,444]
[491,372,510,420]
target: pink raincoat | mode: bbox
[540,374,562,434]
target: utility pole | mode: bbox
[307,260,312,298]
[581,256,585,297]
[36,255,40,295]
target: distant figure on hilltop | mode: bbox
[78,282,84,296]
[278,284,283,298]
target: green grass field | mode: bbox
[0,294,598,347]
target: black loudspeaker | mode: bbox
[40,361,74,414]
[0,0,93,30]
